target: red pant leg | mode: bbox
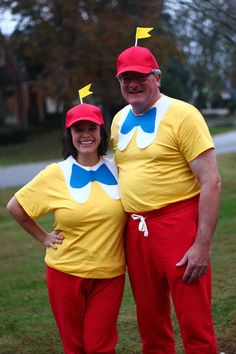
[153,198,217,354]
[126,220,176,354]
[126,196,217,354]
[46,266,86,354]
[169,267,217,354]
[46,266,124,354]
[83,275,125,354]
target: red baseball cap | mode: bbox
[65,103,104,128]
[116,46,159,77]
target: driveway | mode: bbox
[0,131,236,189]
[0,160,58,189]
[212,130,236,155]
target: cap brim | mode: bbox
[116,65,152,77]
[66,116,103,128]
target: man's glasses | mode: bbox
[118,73,153,85]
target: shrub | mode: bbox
[0,126,28,145]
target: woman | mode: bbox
[7,103,127,354]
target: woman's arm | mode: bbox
[7,196,64,249]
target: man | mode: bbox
[110,46,221,354]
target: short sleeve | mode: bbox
[15,163,60,219]
[177,107,214,162]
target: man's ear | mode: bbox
[155,74,161,88]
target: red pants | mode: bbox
[126,196,217,354]
[46,266,125,354]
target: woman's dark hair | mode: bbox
[62,125,109,160]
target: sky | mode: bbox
[0,10,18,35]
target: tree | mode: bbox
[0,0,184,124]
[164,0,236,106]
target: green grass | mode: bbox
[0,153,235,353]
[0,128,62,166]
[209,125,236,135]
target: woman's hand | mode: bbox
[42,230,64,249]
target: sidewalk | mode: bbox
[212,130,236,155]
[0,160,58,189]
[0,131,236,189]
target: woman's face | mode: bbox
[70,120,101,164]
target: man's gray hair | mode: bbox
[152,68,161,76]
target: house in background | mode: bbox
[0,33,45,128]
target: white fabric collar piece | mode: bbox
[58,156,120,203]
[118,95,172,150]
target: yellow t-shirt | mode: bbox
[15,156,126,278]
[110,95,214,212]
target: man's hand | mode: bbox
[176,242,211,284]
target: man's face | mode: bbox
[118,71,161,114]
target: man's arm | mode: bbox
[176,148,221,283]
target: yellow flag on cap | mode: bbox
[78,84,93,103]
[135,27,154,46]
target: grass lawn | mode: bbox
[0,128,63,166]
[0,153,235,353]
